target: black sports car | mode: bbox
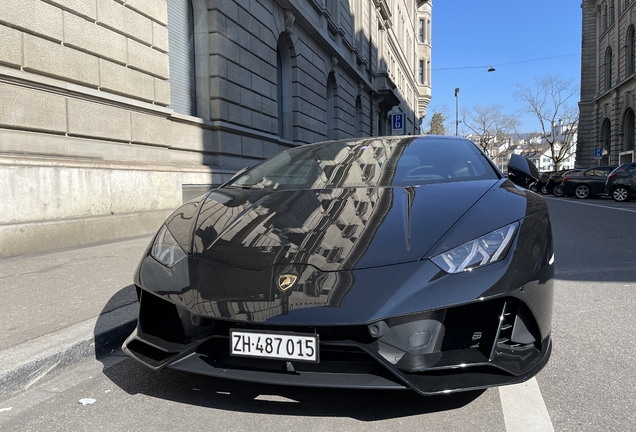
[123,136,554,395]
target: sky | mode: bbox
[428,0,582,134]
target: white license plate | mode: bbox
[230,330,319,363]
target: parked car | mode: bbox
[560,166,617,199]
[546,169,582,197]
[122,136,554,396]
[530,171,555,194]
[605,163,636,202]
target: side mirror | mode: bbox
[508,154,540,189]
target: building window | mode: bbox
[610,2,615,23]
[327,73,336,140]
[326,0,337,21]
[625,109,635,151]
[277,36,293,140]
[368,90,374,136]
[629,26,636,76]
[605,47,613,90]
[602,118,612,159]
[167,0,196,116]
[419,19,424,43]
[419,60,424,83]
[355,96,363,137]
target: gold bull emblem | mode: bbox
[277,274,298,291]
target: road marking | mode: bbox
[545,197,636,213]
[499,378,554,432]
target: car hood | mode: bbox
[191,180,498,271]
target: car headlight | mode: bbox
[431,222,519,274]
[151,225,187,267]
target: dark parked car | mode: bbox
[532,171,555,194]
[605,163,636,202]
[546,169,582,197]
[123,136,554,396]
[560,166,617,199]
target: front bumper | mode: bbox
[123,283,553,395]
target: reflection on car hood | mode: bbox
[192,181,498,271]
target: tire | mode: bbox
[540,185,548,194]
[574,184,591,199]
[553,185,564,197]
[612,186,631,202]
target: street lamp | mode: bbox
[454,87,460,136]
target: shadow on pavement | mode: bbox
[94,289,483,420]
[99,356,484,421]
[93,285,138,359]
[94,287,484,420]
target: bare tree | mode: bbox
[515,75,579,170]
[461,104,520,157]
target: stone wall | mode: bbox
[579,0,636,167]
[0,0,231,257]
[0,0,427,257]
[578,0,598,167]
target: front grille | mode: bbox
[211,320,373,343]
[195,336,383,376]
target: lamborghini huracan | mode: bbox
[123,135,553,395]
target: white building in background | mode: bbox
[506,120,577,173]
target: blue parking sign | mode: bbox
[594,148,603,159]
[392,113,404,134]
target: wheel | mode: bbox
[574,184,591,199]
[540,185,548,194]
[553,185,564,197]
[612,186,631,202]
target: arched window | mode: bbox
[277,36,293,140]
[167,0,196,116]
[625,109,635,151]
[601,118,612,161]
[605,47,613,91]
[326,73,337,140]
[629,26,636,76]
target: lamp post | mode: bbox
[454,87,460,136]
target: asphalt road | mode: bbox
[1,195,635,432]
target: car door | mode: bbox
[588,167,612,196]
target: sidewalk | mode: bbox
[0,236,152,403]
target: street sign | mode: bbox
[594,147,603,159]
[392,113,404,135]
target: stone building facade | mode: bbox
[579,0,636,167]
[0,0,430,257]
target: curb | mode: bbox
[0,303,138,404]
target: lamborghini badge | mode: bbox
[277,274,298,291]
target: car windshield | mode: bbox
[229,136,500,190]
